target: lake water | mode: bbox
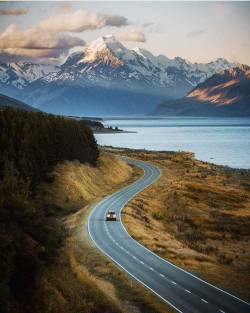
[95,117,250,169]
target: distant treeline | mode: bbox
[0,108,99,312]
[0,108,99,187]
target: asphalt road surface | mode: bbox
[88,157,250,313]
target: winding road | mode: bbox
[88,157,250,313]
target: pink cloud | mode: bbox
[0,8,29,16]
[118,30,146,42]
[0,9,129,60]
[38,10,129,33]
[0,24,85,58]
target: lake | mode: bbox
[95,117,250,169]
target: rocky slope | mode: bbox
[152,65,250,117]
[0,62,59,98]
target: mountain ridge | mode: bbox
[0,35,239,115]
[152,64,250,117]
[0,93,40,112]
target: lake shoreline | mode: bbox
[100,146,250,300]
[96,117,250,169]
[100,145,250,172]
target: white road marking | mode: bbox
[219,310,226,313]
[149,267,154,271]
[160,273,165,278]
[140,260,144,265]
[185,289,191,294]
[201,298,208,304]
[171,281,177,285]
[88,159,250,313]
[88,162,184,313]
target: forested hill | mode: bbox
[0,108,99,313]
[0,108,99,185]
[0,93,39,112]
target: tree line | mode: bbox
[0,108,99,312]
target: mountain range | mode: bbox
[152,64,250,117]
[0,35,238,116]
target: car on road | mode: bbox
[106,210,117,221]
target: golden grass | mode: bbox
[65,205,174,313]
[37,152,174,313]
[105,147,250,300]
[39,152,133,213]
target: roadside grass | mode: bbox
[38,152,133,214]
[65,204,175,313]
[36,152,174,313]
[104,147,250,300]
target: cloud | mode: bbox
[187,29,206,38]
[58,3,73,13]
[0,9,129,61]
[0,8,29,16]
[142,22,154,28]
[0,24,85,59]
[39,10,129,33]
[141,22,165,34]
[118,31,146,42]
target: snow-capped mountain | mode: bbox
[0,62,59,93]
[0,35,237,115]
[40,35,236,96]
[152,64,250,116]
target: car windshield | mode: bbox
[108,211,115,214]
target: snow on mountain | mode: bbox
[51,35,236,92]
[152,64,250,117]
[186,64,250,105]
[0,35,239,115]
[1,35,236,94]
[0,62,59,90]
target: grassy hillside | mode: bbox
[0,108,99,313]
[37,154,173,313]
[34,154,131,313]
[0,108,174,313]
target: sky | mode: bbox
[0,1,249,65]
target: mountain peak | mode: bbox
[88,34,122,53]
[221,64,250,79]
[82,34,134,64]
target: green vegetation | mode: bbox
[0,108,99,313]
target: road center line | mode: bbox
[201,298,208,304]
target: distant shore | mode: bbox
[93,128,136,134]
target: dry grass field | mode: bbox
[36,152,174,313]
[34,147,250,312]
[104,147,250,300]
